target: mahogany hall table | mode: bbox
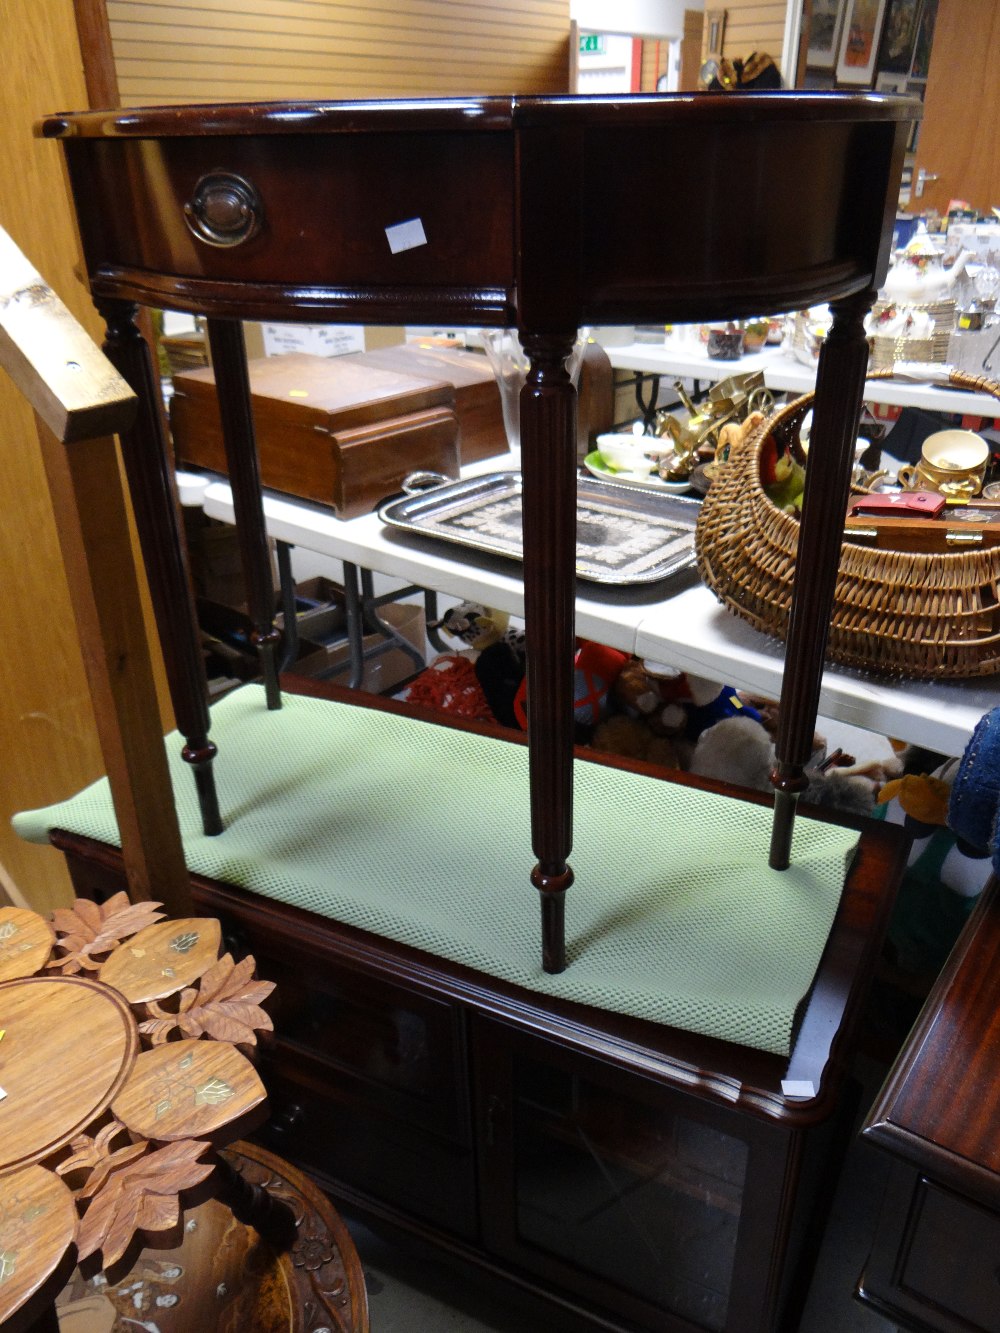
[38,92,918,972]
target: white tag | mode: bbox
[262,323,365,358]
[781,1079,816,1099]
[0,1087,6,1103]
[385,217,427,255]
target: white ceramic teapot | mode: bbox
[882,226,973,304]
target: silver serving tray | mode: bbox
[378,472,700,586]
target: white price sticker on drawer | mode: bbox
[385,217,427,254]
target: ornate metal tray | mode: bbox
[378,472,700,585]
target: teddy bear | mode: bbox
[601,659,763,766]
[589,713,682,768]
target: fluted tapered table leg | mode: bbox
[206,318,282,710]
[99,300,222,837]
[519,331,578,973]
[770,289,876,868]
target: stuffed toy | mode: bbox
[590,714,681,768]
[613,660,763,748]
[513,639,628,731]
[876,752,992,977]
[423,603,527,727]
[428,602,510,653]
[688,712,886,817]
[476,632,527,729]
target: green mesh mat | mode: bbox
[13,684,859,1056]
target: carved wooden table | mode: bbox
[37,92,919,975]
[0,901,368,1333]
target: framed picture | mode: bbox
[806,0,847,70]
[878,0,922,75]
[702,9,727,63]
[910,0,937,78]
[836,0,889,85]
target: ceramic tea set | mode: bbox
[881,227,973,305]
[897,429,993,499]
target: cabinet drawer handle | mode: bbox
[184,172,263,247]
[266,1102,304,1143]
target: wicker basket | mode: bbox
[695,368,1000,680]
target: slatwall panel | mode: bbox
[679,8,704,91]
[107,0,571,105]
[639,37,667,91]
[720,0,788,66]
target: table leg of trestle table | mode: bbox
[769,289,875,869]
[520,331,579,973]
[99,298,222,838]
[207,317,283,711]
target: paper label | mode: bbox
[262,323,365,358]
[0,1087,6,1103]
[781,1079,816,1099]
[385,217,428,255]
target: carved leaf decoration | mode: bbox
[57,1120,150,1198]
[139,953,274,1047]
[76,1138,213,1267]
[47,892,165,974]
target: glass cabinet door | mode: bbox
[474,1016,795,1332]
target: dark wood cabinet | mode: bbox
[859,875,1000,1333]
[53,763,905,1333]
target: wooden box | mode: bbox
[170,352,460,518]
[344,344,508,463]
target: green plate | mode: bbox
[583,451,693,494]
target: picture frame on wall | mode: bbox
[877,0,922,75]
[836,0,889,85]
[910,0,937,78]
[806,0,847,70]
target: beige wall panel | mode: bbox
[640,37,668,90]
[0,0,109,912]
[720,0,788,64]
[679,9,703,90]
[108,0,572,103]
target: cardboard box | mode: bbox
[274,576,346,644]
[184,511,280,609]
[291,600,425,695]
[170,352,460,518]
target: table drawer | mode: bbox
[70,132,514,294]
[897,1178,1000,1331]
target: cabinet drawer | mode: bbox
[899,1179,1000,1331]
[262,1060,478,1240]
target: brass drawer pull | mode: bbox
[184,172,263,247]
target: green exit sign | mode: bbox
[579,33,605,55]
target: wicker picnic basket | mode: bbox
[695,368,1000,680]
